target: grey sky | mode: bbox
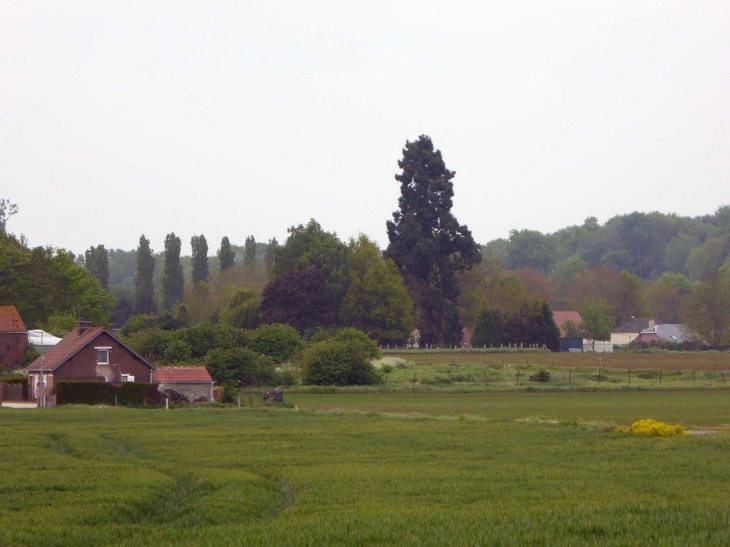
[2,1,728,256]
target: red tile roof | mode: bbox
[152,366,213,384]
[0,306,26,332]
[553,311,583,337]
[25,327,154,372]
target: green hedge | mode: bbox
[0,375,28,386]
[55,381,160,406]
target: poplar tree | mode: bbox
[135,235,156,314]
[264,237,279,277]
[84,244,109,289]
[385,135,480,346]
[219,236,235,272]
[190,234,209,284]
[163,233,184,310]
[244,235,257,270]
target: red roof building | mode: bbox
[553,311,583,338]
[0,306,28,371]
[25,321,155,407]
[152,366,214,403]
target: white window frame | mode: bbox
[121,374,135,383]
[95,347,111,365]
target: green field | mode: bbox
[288,390,730,425]
[1,404,730,546]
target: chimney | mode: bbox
[77,321,93,334]
[649,320,656,330]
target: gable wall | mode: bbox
[0,332,29,371]
[54,332,153,383]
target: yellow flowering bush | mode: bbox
[615,419,685,437]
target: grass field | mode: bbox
[288,390,730,425]
[1,404,730,546]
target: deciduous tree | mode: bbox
[135,235,156,315]
[190,234,209,285]
[218,236,235,272]
[84,245,109,289]
[162,233,184,310]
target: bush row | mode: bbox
[55,381,160,406]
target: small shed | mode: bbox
[152,367,214,403]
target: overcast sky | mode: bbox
[2,1,729,256]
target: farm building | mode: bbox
[24,321,155,407]
[0,306,29,371]
[611,318,654,346]
[152,366,214,403]
[553,311,582,337]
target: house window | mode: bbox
[95,347,111,365]
[121,374,135,383]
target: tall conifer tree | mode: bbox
[244,235,257,271]
[135,235,156,314]
[385,135,480,346]
[190,234,209,285]
[219,236,235,272]
[162,233,184,310]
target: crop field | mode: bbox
[288,390,730,425]
[1,405,730,546]
[362,350,730,390]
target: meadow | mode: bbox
[1,404,730,546]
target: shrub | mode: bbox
[614,419,685,437]
[249,324,305,364]
[125,328,174,360]
[22,345,41,366]
[205,347,276,386]
[219,289,260,330]
[55,381,159,406]
[302,337,381,386]
[529,369,551,383]
[175,323,249,359]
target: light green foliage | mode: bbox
[205,347,276,386]
[657,272,693,295]
[248,323,304,364]
[164,340,193,363]
[1,407,729,545]
[341,235,414,345]
[219,289,260,330]
[663,233,699,274]
[550,255,586,288]
[125,328,175,360]
[302,328,381,385]
[578,300,613,347]
[22,345,41,366]
[561,319,582,338]
[687,273,730,345]
[40,312,79,337]
[175,323,250,359]
[686,235,728,281]
[505,229,557,274]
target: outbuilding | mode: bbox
[152,366,214,403]
[0,306,28,371]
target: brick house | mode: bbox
[24,321,155,407]
[152,366,214,403]
[0,306,29,372]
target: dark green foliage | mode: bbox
[264,237,279,276]
[471,309,505,347]
[302,328,381,386]
[174,323,250,359]
[125,328,175,360]
[244,235,257,271]
[205,347,276,386]
[529,369,551,382]
[22,345,41,366]
[84,245,110,290]
[135,235,156,315]
[164,340,193,363]
[385,135,481,346]
[0,232,115,328]
[0,198,18,233]
[219,289,259,330]
[272,220,349,311]
[190,235,209,285]
[260,267,336,333]
[248,323,304,364]
[505,230,557,275]
[163,233,184,310]
[218,236,235,272]
[55,381,160,406]
[110,285,134,330]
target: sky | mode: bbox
[2,1,729,256]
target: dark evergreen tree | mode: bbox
[162,233,184,310]
[84,244,110,289]
[135,235,156,314]
[190,234,209,285]
[244,235,257,270]
[219,236,235,272]
[385,135,481,346]
[536,302,561,351]
[471,309,505,347]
